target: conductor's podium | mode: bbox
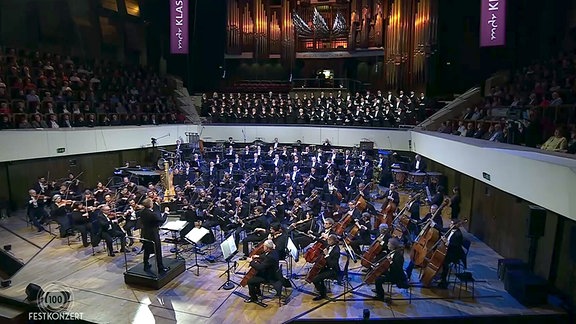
[124,257,186,290]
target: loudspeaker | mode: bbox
[505,270,548,306]
[528,205,546,237]
[359,141,374,151]
[0,249,24,277]
[498,258,528,282]
[570,226,576,263]
[25,283,44,301]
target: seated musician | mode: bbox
[244,239,283,303]
[50,194,73,237]
[419,204,444,232]
[362,224,392,272]
[311,234,341,301]
[349,213,373,257]
[27,189,47,232]
[70,201,92,247]
[381,183,400,206]
[269,223,288,261]
[438,220,465,289]
[239,206,270,260]
[123,199,143,246]
[372,237,408,300]
[289,211,317,251]
[95,205,127,257]
[286,198,304,222]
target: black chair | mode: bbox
[453,271,475,299]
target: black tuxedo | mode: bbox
[413,159,427,172]
[374,248,407,296]
[440,228,465,285]
[312,244,341,297]
[140,208,167,269]
[247,249,283,299]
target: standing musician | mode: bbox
[311,234,341,301]
[372,237,408,300]
[437,220,465,289]
[140,198,169,273]
[244,240,283,303]
[449,187,461,220]
[239,206,270,260]
[405,193,421,237]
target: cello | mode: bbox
[364,248,402,284]
[360,230,389,268]
[410,198,449,267]
[305,253,327,283]
[240,255,261,287]
[420,219,467,287]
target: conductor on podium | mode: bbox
[140,198,170,273]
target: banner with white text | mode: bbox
[170,0,189,54]
[480,0,506,47]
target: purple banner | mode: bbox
[170,0,189,54]
[480,0,506,47]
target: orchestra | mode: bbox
[22,138,466,301]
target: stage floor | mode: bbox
[0,211,566,324]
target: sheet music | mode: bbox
[160,220,188,231]
[185,227,210,244]
[426,186,432,202]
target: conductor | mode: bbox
[140,198,170,273]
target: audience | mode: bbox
[0,47,182,130]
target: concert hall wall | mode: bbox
[426,157,576,308]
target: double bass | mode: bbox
[410,198,450,267]
[420,219,467,287]
[375,191,397,229]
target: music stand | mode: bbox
[286,237,299,287]
[160,220,188,260]
[333,241,370,302]
[218,234,239,290]
[184,227,209,276]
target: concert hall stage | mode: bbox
[0,211,567,324]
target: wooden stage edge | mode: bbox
[0,212,568,324]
